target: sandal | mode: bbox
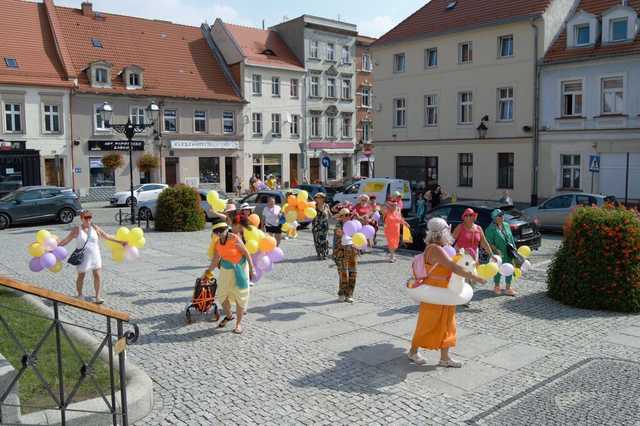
[232,326,243,334]
[494,286,502,295]
[218,315,235,328]
[505,288,517,297]
[94,298,104,305]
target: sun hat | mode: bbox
[336,208,351,218]
[491,209,505,221]
[462,208,478,219]
[239,203,255,211]
[393,191,402,198]
[358,194,370,202]
[224,203,237,213]
[427,217,450,233]
[313,192,327,199]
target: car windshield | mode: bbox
[0,192,17,202]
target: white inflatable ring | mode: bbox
[406,281,473,306]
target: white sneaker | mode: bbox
[408,352,427,365]
[345,297,354,303]
[438,358,463,368]
[338,295,346,302]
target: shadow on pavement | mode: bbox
[378,305,418,317]
[157,265,206,272]
[251,300,338,322]
[133,296,191,306]
[502,291,628,320]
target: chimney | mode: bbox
[81,2,93,17]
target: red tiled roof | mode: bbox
[375,0,553,46]
[222,22,304,71]
[544,0,640,64]
[51,4,241,102]
[0,0,72,88]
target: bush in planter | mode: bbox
[101,153,124,170]
[547,206,640,313]
[154,184,205,232]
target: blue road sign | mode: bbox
[589,155,600,173]
[321,156,331,168]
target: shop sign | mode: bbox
[89,140,144,151]
[170,140,240,150]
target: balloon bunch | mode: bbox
[341,219,376,250]
[106,227,146,263]
[28,230,67,273]
[242,226,284,282]
[475,245,533,281]
[206,190,227,212]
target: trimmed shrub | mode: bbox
[547,205,640,312]
[155,184,205,232]
[137,153,160,173]
[101,153,124,170]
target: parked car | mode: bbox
[524,193,615,231]
[405,201,541,253]
[110,183,168,207]
[332,178,413,212]
[297,184,334,204]
[0,174,24,197]
[137,188,228,222]
[239,190,312,228]
[0,186,82,230]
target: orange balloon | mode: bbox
[248,214,261,227]
[297,211,306,221]
[259,236,277,253]
[287,195,298,207]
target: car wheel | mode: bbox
[126,197,137,207]
[0,214,10,230]
[138,207,153,221]
[58,208,75,224]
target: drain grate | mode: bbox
[467,358,640,425]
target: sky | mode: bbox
[51,0,427,38]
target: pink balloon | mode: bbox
[29,257,45,272]
[499,263,515,277]
[257,255,272,272]
[39,252,57,269]
[268,247,284,263]
[443,245,456,258]
[372,211,381,222]
[343,220,358,237]
[43,236,58,251]
[52,246,68,261]
[361,225,375,240]
[253,267,263,283]
[125,246,140,261]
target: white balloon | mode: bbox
[43,236,58,251]
[124,246,140,261]
[521,259,532,273]
[499,263,515,277]
[492,255,503,266]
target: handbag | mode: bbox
[67,227,91,266]
[499,226,524,268]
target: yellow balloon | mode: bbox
[514,267,522,280]
[105,240,119,250]
[257,230,265,240]
[246,239,259,254]
[49,262,63,273]
[28,243,45,258]
[130,227,144,241]
[207,190,219,206]
[285,211,298,223]
[281,223,290,232]
[297,190,309,202]
[131,237,146,249]
[212,199,226,212]
[112,247,126,263]
[36,230,51,244]
[517,245,532,258]
[116,227,130,241]
[304,207,317,219]
[486,262,500,278]
[352,232,367,249]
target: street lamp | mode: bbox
[476,115,489,139]
[100,101,160,224]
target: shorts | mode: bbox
[265,225,282,234]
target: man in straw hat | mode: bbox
[332,208,358,303]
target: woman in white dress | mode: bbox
[59,210,125,304]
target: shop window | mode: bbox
[252,154,282,180]
[90,157,115,187]
[199,157,220,183]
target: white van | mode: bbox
[332,178,412,211]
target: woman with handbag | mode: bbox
[485,209,517,296]
[59,210,125,304]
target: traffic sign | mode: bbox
[321,156,331,168]
[74,167,82,175]
[589,155,600,173]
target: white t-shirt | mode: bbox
[263,205,281,227]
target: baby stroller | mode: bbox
[185,276,220,324]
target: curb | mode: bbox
[3,290,153,425]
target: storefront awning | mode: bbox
[170,140,240,150]
[322,149,354,155]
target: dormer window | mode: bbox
[611,17,629,41]
[89,61,112,88]
[567,11,598,48]
[602,6,637,43]
[96,68,108,83]
[575,24,590,46]
[124,65,144,90]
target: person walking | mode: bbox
[354,195,373,251]
[204,219,255,334]
[452,208,494,261]
[234,176,242,196]
[383,200,408,263]
[311,193,331,259]
[333,208,358,303]
[408,218,485,367]
[59,210,125,304]
[485,209,517,296]
[261,196,282,246]
[429,185,446,209]
[416,193,427,223]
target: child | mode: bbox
[416,193,427,223]
[333,208,358,303]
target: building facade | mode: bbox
[355,35,376,177]
[371,0,577,204]
[211,20,306,189]
[272,16,358,184]
[540,0,640,202]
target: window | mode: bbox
[253,154,282,180]
[311,115,321,137]
[342,115,352,138]
[610,17,628,42]
[361,87,371,107]
[271,113,281,137]
[94,104,109,131]
[272,77,280,96]
[393,98,406,127]
[95,68,108,84]
[561,154,580,189]
[290,79,299,97]
[291,114,300,137]
[498,35,514,57]
[327,78,336,98]
[342,79,352,99]
[425,48,438,68]
[601,77,624,114]
[128,73,141,87]
[459,42,472,63]
[223,112,235,134]
[498,87,514,121]
[424,94,438,126]
[562,80,583,116]
[576,194,597,206]
[544,195,573,209]
[91,37,103,48]
[252,74,262,95]
[310,40,319,59]
[363,122,371,142]
[327,116,336,138]
[194,110,206,132]
[4,103,21,133]
[199,157,220,183]
[311,76,320,97]
[458,153,473,187]
[252,112,262,135]
[130,106,145,126]
[393,53,406,73]
[341,46,351,64]
[498,153,514,189]
[163,109,177,132]
[43,104,60,133]
[362,54,372,71]
[4,57,18,68]
[575,24,591,46]
[395,156,439,190]
[90,157,115,187]
[327,43,335,61]
[458,91,473,124]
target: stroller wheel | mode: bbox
[185,307,193,325]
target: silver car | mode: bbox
[524,193,613,231]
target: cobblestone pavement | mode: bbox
[0,205,639,425]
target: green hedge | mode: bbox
[547,206,640,312]
[155,184,205,232]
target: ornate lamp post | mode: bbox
[99,101,160,224]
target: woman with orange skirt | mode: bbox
[408,218,484,367]
[383,201,408,263]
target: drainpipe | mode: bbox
[69,91,75,192]
[530,19,540,207]
[301,74,308,182]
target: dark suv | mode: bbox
[0,186,82,230]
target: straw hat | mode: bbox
[335,208,351,218]
[313,192,327,200]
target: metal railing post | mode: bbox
[117,320,128,426]
[106,318,117,426]
[53,302,66,425]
